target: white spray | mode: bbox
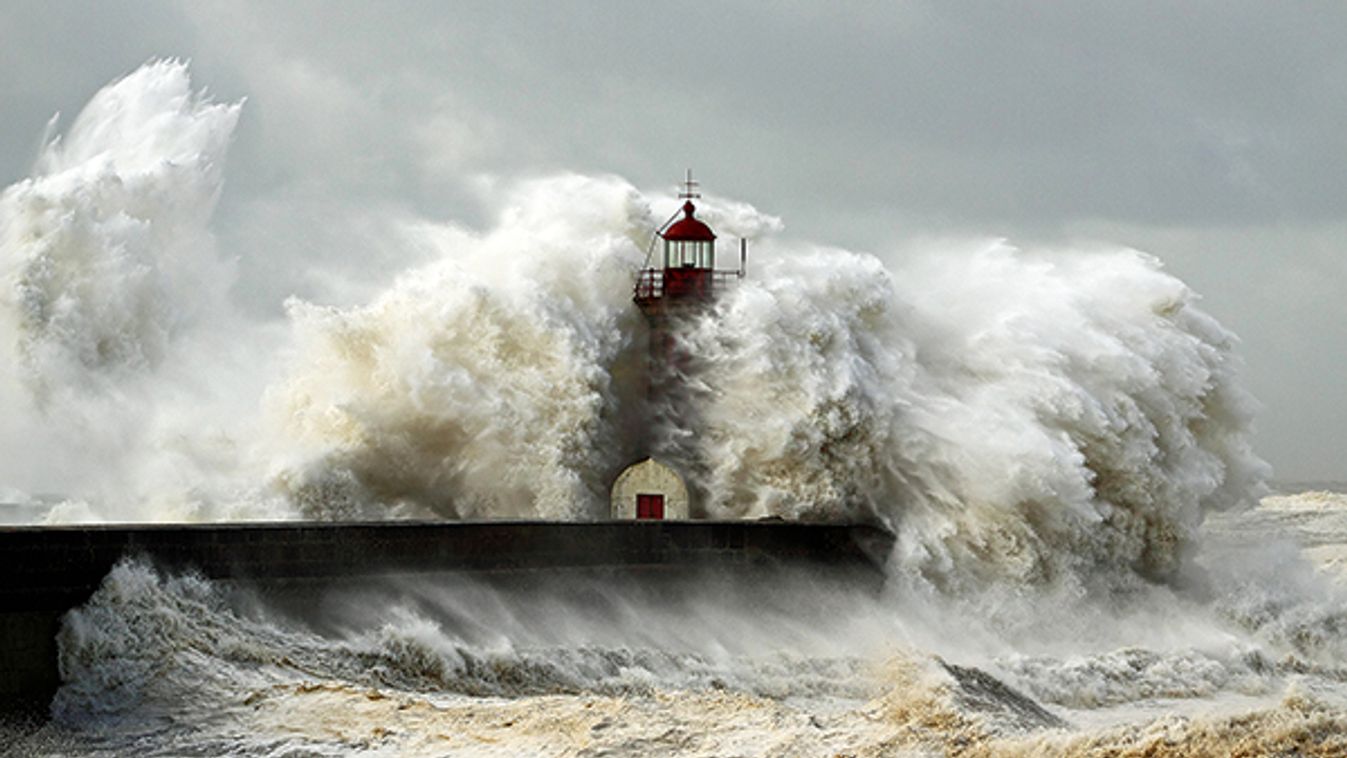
[263,175,653,519]
[0,61,1269,596]
[673,243,1267,592]
[0,60,276,521]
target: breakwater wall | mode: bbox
[0,520,892,711]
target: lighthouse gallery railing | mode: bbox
[633,269,743,301]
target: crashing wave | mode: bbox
[0,60,1269,596]
[0,58,238,394]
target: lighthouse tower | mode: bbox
[632,171,746,377]
[612,172,747,520]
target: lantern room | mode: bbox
[663,201,716,269]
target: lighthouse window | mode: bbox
[664,240,714,268]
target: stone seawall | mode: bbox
[0,520,892,711]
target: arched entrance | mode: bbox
[609,458,689,520]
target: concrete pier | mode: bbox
[0,520,892,711]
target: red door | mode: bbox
[636,494,665,520]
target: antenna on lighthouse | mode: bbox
[679,169,701,200]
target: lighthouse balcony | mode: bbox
[633,267,743,308]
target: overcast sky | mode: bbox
[2,1,1344,480]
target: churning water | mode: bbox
[3,61,1345,756]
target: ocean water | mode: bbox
[4,488,1346,756]
[3,61,1345,755]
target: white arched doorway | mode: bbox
[609,458,689,520]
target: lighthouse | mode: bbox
[633,171,746,375]
[611,172,747,520]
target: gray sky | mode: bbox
[2,1,1344,480]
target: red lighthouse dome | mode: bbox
[663,201,717,242]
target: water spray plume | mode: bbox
[1,61,1269,598]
